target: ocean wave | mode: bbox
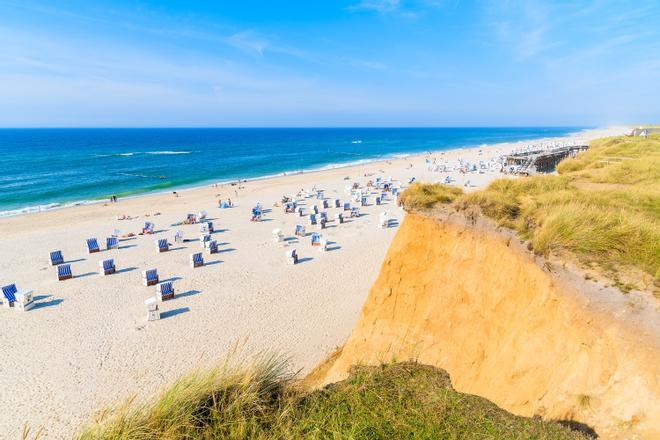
[145,151,193,155]
[94,152,139,157]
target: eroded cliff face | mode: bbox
[316,213,660,439]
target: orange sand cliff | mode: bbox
[314,213,660,439]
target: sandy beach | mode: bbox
[0,126,628,438]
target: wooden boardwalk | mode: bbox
[505,145,588,174]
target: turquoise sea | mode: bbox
[0,127,583,216]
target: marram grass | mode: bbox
[77,360,586,439]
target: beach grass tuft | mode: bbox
[397,182,464,210]
[77,360,586,439]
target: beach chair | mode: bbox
[87,238,100,254]
[190,252,204,268]
[308,214,317,226]
[311,233,321,247]
[375,197,381,205]
[2,284,34,311]
[174,230,184,243]
[106,236,119,250]
[99,258,116,275]
[207,221,214,233]
[351,207,360,218]
[312,205,319,214]
[251,207,262,221]
[343,202,351,211]
[186,213,197,224]
[157,238,169,253]
[335,212,344,224]
[49,250,64,266]
[145,297,160,321]
[361,196,367,207]
[319,218,327,229]
[286,248,298,265]
[379,212,389,229]
[295,224,306,237]
[319,238,328,252]
[200,234,211,248]
[198,210,207,221]
[200,222,210,234]
[334,198,341,208]
[57,263,73,281]
[322,199,329,209]
[143,222,154,234]
[205,239,218,254]
[156,281,175,301]
[111,229,121,238]
[298,207,304,217]
[142,268,159,286]
[319,212,327,222]
[273,228,283,243]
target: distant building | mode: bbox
[631,127,660,137]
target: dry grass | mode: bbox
[397,182,464,210]
[77,359,587,440]
[400,134,660,285]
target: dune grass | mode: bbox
[397,182,464,210]
[77,360,586,440]
[399,135,660,287]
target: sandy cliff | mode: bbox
[314,213,660,439]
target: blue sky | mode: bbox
[1,0,659,127]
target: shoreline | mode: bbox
[0,126,608,219]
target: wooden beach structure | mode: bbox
[505,144,588,175]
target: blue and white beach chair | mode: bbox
[361,196,367,207]
[50,250,64,266]
[343,202,351,211]
[199,234,211,248]
[308,214,317,226]
[142,268,159,286]
[174,230,184,243]
[2,283,34,311]
[99,258,116,275]
[106,236,119,250]
[322,199,329,209]
[190,252,204,268]
[87,238,100,253]
[157,238,169,253]
[375,197,381,205]
[295,224,306,237]
[351,207,360,218]
[156,281,175,301]
[334,199,341,208]
[58,263,73,281]
[312,205,319,214]
[335,212,344,224]
[205,239,218,254]
[207,221,214,233]
[200,222,210,234]
[311,233,321,247]
[143,222,154,234]
[50,251,64,266]
[286,248,298,265]
[298,207,304,217]
[319,212,327,222]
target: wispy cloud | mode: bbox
[350,0,401,14]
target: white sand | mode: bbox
[0,126,628,438]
